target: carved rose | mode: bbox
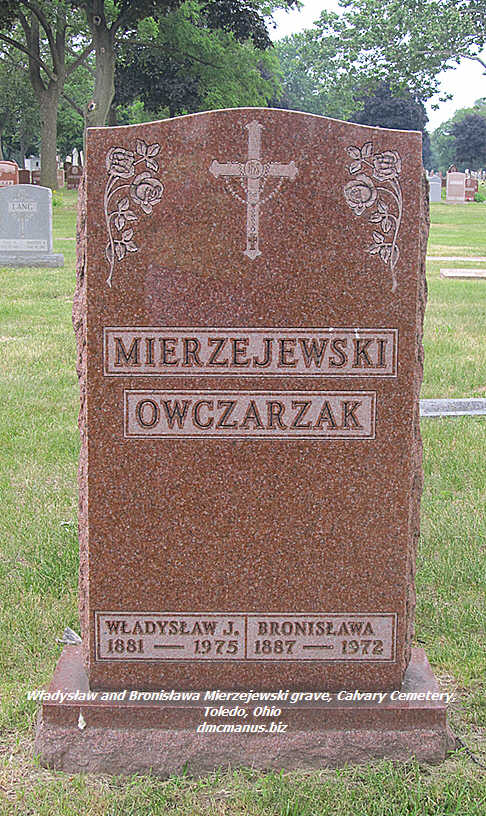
[130,172,164,214]
[344,175,377,216]
[106,147,135,179]
[372,150,402,181]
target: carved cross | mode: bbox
[209,120,298,260]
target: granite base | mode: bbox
[0,252,64,267]
[35,647,454,776]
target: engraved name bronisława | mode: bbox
[105,327,397,376]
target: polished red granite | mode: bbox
[0,160,19,186]
[73,109,428,692]
[35,646,454,774]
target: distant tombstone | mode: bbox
[25,155,41,171]
[72,147,79,166]
[80,149,84,166]
[0,161,19,186]
[428,176,442,203]
[446,172,466,202]
[66,163,82,190]
[31,170,41,185]
[57,168,65,189]
[0,184,64,267]
[18,169,31,184]
[465,177,478,202]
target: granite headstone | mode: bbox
[446,171,466,202]
[18,169,31,184]
[0,160,19,186]
[36,109,452,774]
[428,176,441,203]
[66,163,82,189]
[0,184,63,267]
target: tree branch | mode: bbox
[61,91,84,117]
[0,32,54,82]
[468,54,486,72]
[65,41,95,77]
[21,0,59,73]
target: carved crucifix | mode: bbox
[209,120,298,260]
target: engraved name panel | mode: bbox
[124,390,376,439]
[95,612,396,661]
[104,327,398,377]
[0,239,48,251]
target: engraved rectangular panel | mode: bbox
[104,327,397,377]
[124,390,376,439]
[96,613,246,661]
[95,612,396,662]
[246,614,396,661]
[0,239,48,251]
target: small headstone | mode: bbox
[0,160,19,186]
[428,176,441,203]
[465,177,478,202]
[0,184,63,267]
[446,172,466,202]
[18,169,31,184]
[24,155,41,171]
[31,170,41,185]
[421,398,486,417]
[36,109,451,774]
[66,164,82,190]
[57,168,65,189]
[440,268,486,279]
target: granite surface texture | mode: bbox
[73,109,428,692]
[34,647,454,775]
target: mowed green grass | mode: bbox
[0,192,485,814]
[423,201,486,398]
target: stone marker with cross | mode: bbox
[35,108,452,775]
[0,184,63,267]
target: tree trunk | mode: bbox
[86,23,115,128]
[39,87,59,189]
[0,134,3,161]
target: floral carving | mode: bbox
[104,139,163,287]
[343,141,403,292]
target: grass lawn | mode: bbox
[0,191,485,814]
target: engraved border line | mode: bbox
[103,327,399,378]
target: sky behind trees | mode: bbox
[271,0,486,131]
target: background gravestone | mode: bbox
[465,177,478,202]
[0,184,63,267]
[428,176,442,203]
[18,169,31,184]
[35,109,451,774]
[66,163,82,189]
[0,160,19,186]
[446,171,466,202]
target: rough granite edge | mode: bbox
[34,720,454,776]
[72,172,89,670]
[404,171,429,668]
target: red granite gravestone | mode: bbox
[31,170,41,185]
[0,160,19,186]
[36,109,452,774]
[57,168,65,189]
[18,169,31,184]
[465,177,478,202]
[66,164,82,189]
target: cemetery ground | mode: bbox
[0,191,485,814]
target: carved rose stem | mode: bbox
[104,157,146,287]
[374,181,403,290]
